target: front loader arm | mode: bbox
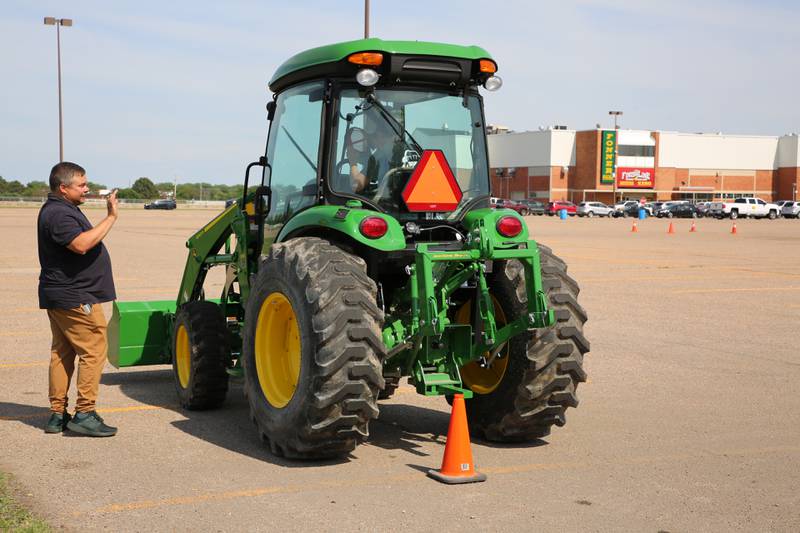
[177,203,253,308]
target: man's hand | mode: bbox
[107,189,119,218]
[67,190,119,255]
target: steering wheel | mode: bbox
[372,166,407,203]
[345,127,367,158]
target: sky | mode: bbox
[2,0,798,187]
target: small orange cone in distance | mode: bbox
[690,221,697,232]
[631,221,638,233]
[667,222,675,234]
[731,222,737,235]
[427,394,487,484]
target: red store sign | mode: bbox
[616,167,654,189]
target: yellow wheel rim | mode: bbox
[455,295,510,395]
[175,324,191,389]
[254,292,301,408]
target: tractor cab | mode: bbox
[255,39,502,247]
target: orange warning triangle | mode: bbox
[402,150,462,212]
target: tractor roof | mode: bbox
[269,38,493,92]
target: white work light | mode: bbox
[484,76,503,91]
[356,69,379,86]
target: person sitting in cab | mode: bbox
[347,116,403,195]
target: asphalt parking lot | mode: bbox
[1,207,799,532]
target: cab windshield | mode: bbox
[330,87,490,220]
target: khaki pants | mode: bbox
[47,304,108,414]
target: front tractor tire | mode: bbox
[461,245,589,442]
[242,237,385,459]
[172,301,230,410]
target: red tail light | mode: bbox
[359,216,388,239]
[496,216,523,237]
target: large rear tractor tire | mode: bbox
[172,301,230,410]
[242,237,385,459]
[460,244,589,442]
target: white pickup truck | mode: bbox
[707,197,780,219]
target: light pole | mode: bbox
[44,17,73,162]
[609,110,623,203]
[364,0,370,38]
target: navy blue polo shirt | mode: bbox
[37,194,116,309]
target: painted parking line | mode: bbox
[674,286,800,294]
[75,444,800,517]
[0,330,38,337]
[0,361,48,368]
[0,404,171,421]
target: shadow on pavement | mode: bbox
[0,402,51,431]
[103,368,458,467]
[102,368,311,467]
[368,403,451,457]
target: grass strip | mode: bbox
[0,472,50,532]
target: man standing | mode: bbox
[38,162,118,437]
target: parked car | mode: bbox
[612,203,646,218]
[546,201,577,216]
[776,200,793,216]
[493,198,531,215]
[144,199,177,210]
[225,198,237,208]
[577,201,614,217]
[695,201,713,216]
[614,200,639,212]
[519,199,546,215]
[642,202,659,216]
[657,203,703,218]
[651,200,689,217]
[707,197,780,219]
[780,201,800,218]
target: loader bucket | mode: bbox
[108,300,176,368]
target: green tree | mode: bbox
[87,181,108,192]
[24,181,49,197]
[116,188,141,199]
[2,180,25,195]
[131,177,159,199]
[176,183,199,200]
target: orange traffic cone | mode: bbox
[667,222,675,234]
[731,222,737,235]
[690,221,697,233]
[631,221,638,233]
[427,394,486,484]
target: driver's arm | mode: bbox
[349,164,368,193]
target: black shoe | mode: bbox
[66,411,117,437]
[44,411,71,434]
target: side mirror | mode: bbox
[242,157,271,212]
[266,101,276,121]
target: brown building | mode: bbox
[488,128,800,204]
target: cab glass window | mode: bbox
[263,81,324,223]
[330,87,489,220]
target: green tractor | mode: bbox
[108,38,589,459]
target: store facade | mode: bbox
[488,128,800,204]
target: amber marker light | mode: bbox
[479,59,497,73]
[348,52,384,66]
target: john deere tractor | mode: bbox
[108,38,589,459]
